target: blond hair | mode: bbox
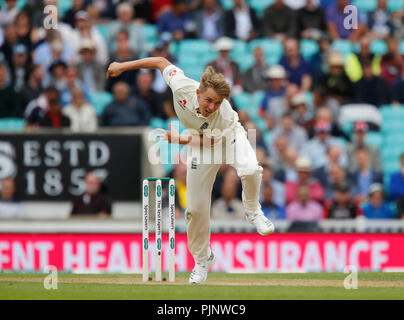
[199,66,231,99]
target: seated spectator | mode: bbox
[0,24,18,67]
[263,0,296,40]
[193,0,225,41]
[380,36,404,86]
[25,86,59,128]
[133,70,165,119]
[285,156,325,204]
[211,180,244,220]
[71,171,111,217]
[106,3,146,57]
[274,147,299,183]
[297,0,327,40]
[48,60,68,92]
[14,10,33,52]
[0,178,25,219]
[60,66,90,106]
[323,182,362,219]
[38,98,71,129]
[208,37,242,90]
[314,145,345,185]
[269,135,289,171]
[362,183,394,219]
[349,148,383,203]
[326,0,365,42]
[19,64,44,115]
[286,185,323,221]
[101,81,151,127]
[10,44,30,92]
[62,87,98,132]
[260,184,286,220]
[367,0,394,39]
[280,38,312,91]
[224,0,260,41]
[354,59,390,106]
[301,120,348,169]
[320,164,348,199]
[260,163,285,208]
[243,47,269,93]
[347,121,382,173]
[290,92,314,134]
[0,0,19,27]
[0,63,18,118]
[156,0,191,41]
[271,112,308,152]
[310,35,332,86]
[63,0,87,28]
[259,65,288,129]
[310,106,349,140]
[316,51,354,107]
[392,68,404,105]
[76,39,106,92]
[345,35,382,83]
[389,154,404,219]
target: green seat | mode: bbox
[222,0,235,10]
[248,0,274,17]
[57,0,72,18]
[232,92,251,111]
[234,54,255,72]
[365,132,382,149]
[230,40,247,60]
[353,0,377,12]
[251,90,265,109]
[179,39,212,56]
[300,39,319,61]
[97,24,108,41]
[370,39,387,55]
[89,91,113,116]
[0,118,24,131]
[179,65,204,81]
[331,40,353,58]
[142,24,158,40]
[263,131,273,148]
[248,39,283,57]
[150,117,166,130]
[255,117,267,132]
[388,0,404,12]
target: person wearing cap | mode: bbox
[286,185,323,222]
[156,0,191,41]
[271,112,308,152]
[48,60,68,91]
[280,38,312,91]
[76,39,106,92]
[290,92,314,134]
[362,183,394,219]
[243,47,269,93]
[285,156,325,204]
[193,0,225,41]
[263,0,297,40]
[301,119,348,169]
[323,182,362,219]
[389,154,404,219]
[224,0,260,41]
[10,43,29,92]
[349,147,383,204]
[259,65,287,129]
[207,37,242,90]
[347,121,382,173]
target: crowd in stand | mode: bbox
[1,0,404,221]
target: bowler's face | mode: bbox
[197,88,224,117]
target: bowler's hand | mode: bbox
[156,124,180,144]
[106,62,123,79]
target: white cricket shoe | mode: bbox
[246,210,275,235]
[189,251,216,285]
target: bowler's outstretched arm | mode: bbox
[106,57,172,79]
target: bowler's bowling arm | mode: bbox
[106,57,171,78]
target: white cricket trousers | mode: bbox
[184,128,263,263]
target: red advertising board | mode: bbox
[0,233,403,272]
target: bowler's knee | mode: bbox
[238,164,263,177]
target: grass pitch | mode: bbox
[0,272,403,300]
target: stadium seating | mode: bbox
[248,0,274,17]
[388,0,404,12]
[353,0,377,12]
[331,40,354,58]
[89,91,114,116]
[0,118,25,132]
[58,0,72,18]
[300,39,319,61]
[370,39,387,55]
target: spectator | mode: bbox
[101,81,151,127]
[280,38,312,91]
[349,148,383,203]
[208,37,243,91]
[60,66,90,106]
[326,0,365,42]
[106,3,146,57]
[271,112,308,152]
[354,59,391,106]
[63,0,87,28]
[76,39,106,92]
[0,0,20,27]
[133,70,165,119]
[48,60,68,92]
[24,86,59,128]
[347,121,382,173]
[323,182,362,219]
[19,64,44,115]
[38,98,71,129]
[211,181,244,220]
[314,145,346,187]
[392,68,404,105]
[380,36,404,86]
[297,0,327,40]
[301,120,348,169]
[389,154,404,218]
[260,184,286,220]
[71,171,111,217]
[362,183,394,219]
[0,63,18,118]
[243,47,269,93]
[193,0,225,41]
[14,10,33,53]
[286,185,323,221]
[10,44,30,92]
[316,51,354,107]
[0,24,18,68]
[345,35,382,83]
[224,0,260,41]
[269,135,289,171]
[156,0,191,41]
[290,92,314,134]
[311,106,349,140]
[367,0,394,39]
[0,178,25,219]
[321,163,349,199]
[273,147,299,183]
[62,87,98,132]
[261,163,285,208]
[285,156,325,204]
[259,65,288,129]
[310,35,332,86]
[263,0,297,40]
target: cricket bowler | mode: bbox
[107,57,275,284]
